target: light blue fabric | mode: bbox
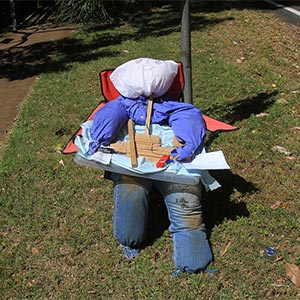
[111,154,168,174]
[74,120,95,158]
[75,120,220,191]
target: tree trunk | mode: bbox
[9,0,17,31]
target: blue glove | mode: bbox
[88,100,128,155]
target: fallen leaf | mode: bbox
[152,252,160,262]
[55,128,68,136]
[276,98,288,104]
[272,145,292,156]
[290,126,300,131]
[256,113,269,118]
[285,263,300,288]
[28,279,36,287]
[271,201,282,209]
[55,143,63,152]
[236,57,246,63]
[31,247,40,255]
[286,156,296,160]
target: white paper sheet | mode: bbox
[182,150,230,170]
[90,151,112,165]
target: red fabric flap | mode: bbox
[202,114,238,132]
[62,102,106,154]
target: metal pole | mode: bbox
[181,0,192,104]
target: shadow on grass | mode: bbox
[205,91,278,124]
[1,0,285,81]
[225,91,278,123]
[204,91,277,149]
[202,170,257,237]
[0,29,121,80]
[143,170,257,248]
[0,2,234,81]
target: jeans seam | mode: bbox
[113,184,121,243]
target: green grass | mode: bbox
[1,2,300,299]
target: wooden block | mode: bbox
[135,133,161,145]
[110,140,173,162]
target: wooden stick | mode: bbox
[127,119,138,167]
[221,241,232,257]
[144,94,154,136]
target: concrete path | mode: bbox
[0,23,77,145]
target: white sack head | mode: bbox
[110,58,178,98]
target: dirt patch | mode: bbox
[0,22,78,146]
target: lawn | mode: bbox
[1,1,300,299]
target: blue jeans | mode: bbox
[111,173,212,273]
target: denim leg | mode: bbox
[154,181,212,273]
[111,173,152,248]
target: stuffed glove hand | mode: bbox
[168,104,206,161]
[88,100,128,155]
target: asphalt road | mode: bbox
[264,0,300,26]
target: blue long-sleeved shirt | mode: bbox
[88,95,206,161]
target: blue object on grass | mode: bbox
[119,245,139,259]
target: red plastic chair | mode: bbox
[63,62,237,154]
